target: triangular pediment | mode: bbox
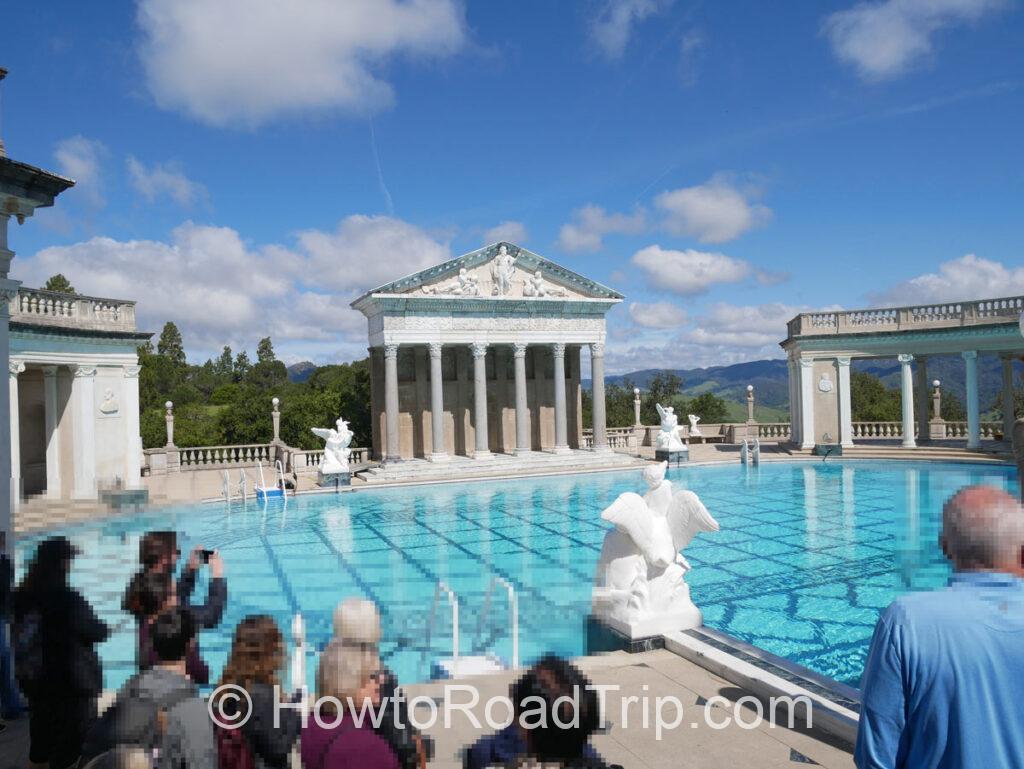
[354,242,623,303]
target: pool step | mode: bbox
[14,497,124,534]
[786,445,1011,463]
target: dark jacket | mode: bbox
[13,583,109,695]
[301,714,401,769]
[137,576,226,684]
[464,725,616,769]
[122,565,199,618]
[0,552,12,620]
[219,682,302,769]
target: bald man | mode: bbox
[855,486,1024,769]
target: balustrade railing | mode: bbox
[786,294,1024,338]
[852,422,907,439]
[10,287,138,332]
[581,427,637,451]
[941,421,1000,439]
[144,443,371,474]
[290,447,368,472]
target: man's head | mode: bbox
[941,486,1024,576]
[139,531,178,573]
[151,607,196,665]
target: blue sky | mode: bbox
[1,0,1022,371]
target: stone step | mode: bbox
[357,451,644,484]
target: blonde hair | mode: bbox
[316,639,379,703]
[333,598,381,646]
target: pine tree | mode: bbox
[156,322,187,367]
[215,346,233,377]
[43,273,76,294]
[233,350,252,381]
[256,337,275,364]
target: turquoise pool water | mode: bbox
[17,460,1018,690]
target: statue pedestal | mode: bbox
[586,615,665,654]
[318,470,351,489]
[655,447,689,465]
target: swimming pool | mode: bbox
[17,460,1018,690]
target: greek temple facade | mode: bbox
[351,242,622,463]
[781,297,1024,450]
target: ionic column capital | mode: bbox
[123,364,142,378]
[799,358,815,369]
[9,360,25,378]
[551,342,566,358]
[383,343,399,359]
[589,342,604,358]
[513,343,528,359]
[428,342,443,360]
[470,342,488,359]
[897,354,914,364]
[42,365,58,378]
[962,350,978,361]
[836,356,851,367]
[74,365,97,378]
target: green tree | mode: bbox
[256,337,276,364]
[156,322,187,367]
[942,390,967,422]
[687,392,729,423]
[639,373,684,424]
[43,273,76,294]
[850,371,901,422]
[214,346,234,378]
[233,351,252,382]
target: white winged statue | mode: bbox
[592,461,719,638]
[311,417,353,475]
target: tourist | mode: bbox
[464,655,616,769]
[856,485,1024,768]
[82,607,216,769]
[123,531,205,619]
[332,598,430,769]
[211,615,302,768]
[135,550,227,684]
[12,536,109,769]
[300,639,400,769]
[0,531,26,723]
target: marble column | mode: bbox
[8,361,24,505]
[471,343,491,459]
[788,355,801,446]
[428,342,448,462]
[898,354,916,448]
[799,358,815,450]
[590,343,609,452]
[513,343,530,455]
[1002,355,1016,441]
[963,350,980,449]
[72,365,97,499]
[837,357,853,448]
[42,366,62,499]
[915,356,930,442]
[552,343,570,453]
[384,344,401,462]
[123,365,143,487]
[0,275,19,550]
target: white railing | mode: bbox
[290,447,368,473]
[10,287,138,332]
[757,423,791,440]
[942,421,1001,439]
[179,444,275,468]
[582,427,638,451]
[786,294,1024,338]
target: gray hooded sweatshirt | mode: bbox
[119,666,216,769]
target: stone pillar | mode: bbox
[590,343,609,452]
[552,343,570,453]
[799,358,815,450]
[428,342,448,462]
[271,396,281,444]
[384,343,401,462]
[898,354,916,448]
[123,365,142,487]
[471,343,491,459]
[746,384,755,423]
[43,366,62,499]
[164,400,175,447]
[8,360,24,505]
[633,387,641,427]
[1002,355,1016,441]
[837,357,853,448]
[788,355,801,446]
[963,350,980,449]
[932,380,942,420]
[513,343,530,455]
[0,275,19,551]
[915,356,929,442]
[72,366,98,499]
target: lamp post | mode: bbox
[931,380,941,421]
[746,384,755,423]
[164,401,175,448]
[633,387,641,427]
[272,396,281,444]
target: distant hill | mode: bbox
[596,355,1020,416]
[287,361,317,383]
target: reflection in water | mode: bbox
[842,467,855,532]
[803,465,818,545]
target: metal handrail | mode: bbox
[478,575,519,670]
[426,581,460,677]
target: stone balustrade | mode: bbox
[852,422,909,439]
[786,295,1024,339]
[144,442,370,475]
[582,427,636,451]
[941,421,1001,440]
[10,287,138,332]
[179,444,276,468]
[289,446,368,473]
[757,423,791,440]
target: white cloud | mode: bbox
[17,214,450,360]
[590,0,672,58]
[655,173,771,243]
[127,156,207,207]
[482,220,528,245]
[872,253,1024,305]
[137,0,468,127]
[557,205,646,252]
[631,245,752,295]
[628,301,688,329]
[686,302,806,349]
[53,136,106,209]
[823,0,1006,81]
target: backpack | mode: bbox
[12,609,44,691]
[216,724,256,769]
[79,684,193,764]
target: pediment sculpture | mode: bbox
[593,462,720,638]
[422,267,480,296]
[523,270,567,298]
[491,245,517,296]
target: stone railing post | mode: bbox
[272,396,281,444]
[633,387,641,427]
[746,384,755,423]
[165,401,175,448]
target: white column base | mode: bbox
[473,450,493,460]
[514,448,534,457]
[428,452,450,463]
[591,445,614,454]
[551,445,572,455]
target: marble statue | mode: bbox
[687,413,702,438]
[654,403,686,451]
[99,388,119,415]
[490,245,516,296]
[424,267,480,296]
[311,417,353,474]
[592,461,719,638]
[524,270,567,298]
[818,373,834,393]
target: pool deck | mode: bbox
[0,649,855,769]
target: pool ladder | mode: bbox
[221,468,250,503]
